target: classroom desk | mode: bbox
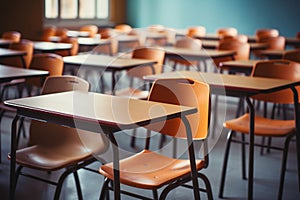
[77,38,112,53]
[258,49,295,59]
[219,59,260,74]
[285,37,300,48]
[164,47,236,71]
[0,48,27,67]
[201,40,269,51]
[144,71,300,200]
[5,91,197,200]
[33,41,73,53]
[63,54,157,94]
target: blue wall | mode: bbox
[126,0,300,37]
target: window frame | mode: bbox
[44,0,111,27]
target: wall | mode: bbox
[126,0,300,37]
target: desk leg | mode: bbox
[108,131,120,200]
[291,87,300,191]
[182,115,200,200]
[246,97,254,200]
[111,71,116,95]
[9,115,20,200]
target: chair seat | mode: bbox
[14,145,95,171]
[115,87,149,99]
[224,113,295,136]
[100,149,205,189]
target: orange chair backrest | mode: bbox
[283,49,300,63]
[127,47,165,79]
[146,78,210,140]
[80,25,98,38]
[115,24,132,33]
[252,60,300,104]
[186,26,206,37]
[217,27,238,37]
[255,28,279,40]
[0,39,33,68]
[26,53,64,87]
[258,36,285,50]
[218,40,250,60]
[221,34,248,43]
[40,26,57,41]
[175,37,202,50]
[56,37,79,56]
[2,31,21,42]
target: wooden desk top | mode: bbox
[0,64,49,83]
[33,41,73,52]
[201,40,268,50]
[144,71,299,96]
[164,47,236,59]
[5,91,196,130]
[63,54,157,70]
[0,48,26,58]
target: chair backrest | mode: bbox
[251,60,300,104]
[217,27,238,37]
[29,75,109,155]
[175,37,202,50]
[0,39,34,68]
[186,26,206,38]
[146,78,210,140]
[26,53,64,88]
[127,47,165,79]
[255,28,279,41]
[221,34,248,43]
[55,28,68,40]
[40,26,57,41]
[115,24,132,33]
[218,40,250,60]
[2,31,21,42]
[283,50,300,63]
[258,36,285,50]
[56,37,79,56]
[80,25,98,38]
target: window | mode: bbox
[45,0,109,19]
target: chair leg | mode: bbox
[219,130,234,198]
[130,129,137,148]
[198,173,213,200]
[0,110,4,163]
[152,189,158,200]
[99,178,111,200]
[241,134,247,180]
[73,171,83,200]
[277,134,293,200]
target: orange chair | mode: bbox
[40,25,57,41]
[255,28,279,41]
[10,75,109,200]
[115,24,132,34]
[114,47,165,100]
[25,53,64,95]
[55,37,79,56]
[255,36,286,59]
[219,60,300,200]
[99,78,213,199]
[186,26,206,38]
[170,37,202,71]
[2,31,21,43]
[80,25,98,38]
[221,34,248,43]
[217,27,238,38]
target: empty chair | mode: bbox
[99,78,213,200]
[115,24,132,34]
[221,34,248,43]
[255,28,279,41]
[55,37,78,56]
[2,31,21,43]
[10,75,109,200]
[217,27,238,38]
[80,25,98,38]
[170,37,202,71]
[219,60,300,200]
[255,36,286,59]
[283,49,300,63]
[40,25,57,41]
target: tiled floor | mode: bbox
[1,94,300,200]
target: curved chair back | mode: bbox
[146,78,210,139]
[283,49,300,63]
[2,31,21,42]
[115,24,132,33]
[258,36,285,50]
[255,28,279,41]
[218,40,250,60]
[175,37,202,50]
[0,39,33,68]
[56,37,79,56]
[252,60,300,104]
[221,34,248,43]
[40,26,57,41]
[80,25,98,38]
[127,47,165,79]
[217,27,238,37]
[26,53,64,88]
[186,26,206,38]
